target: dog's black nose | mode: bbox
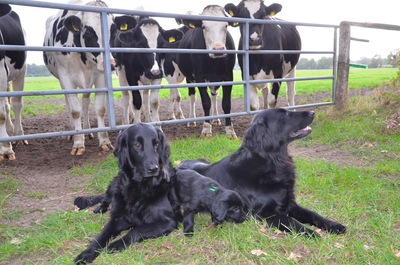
[148,164,159,173]
[309,111,315,117]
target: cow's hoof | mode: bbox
[71,147,85,156]
[227,133,237,139]
[187,122,196,128]
[177,112,185,119]
[85,133,94,140]
[100,144,114,151]
[212,119,221,126]
[8,153,16,160]
[0,153,16,160]
[13,140,28,146]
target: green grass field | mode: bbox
[23,68,397,100]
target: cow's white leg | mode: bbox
[210,86,221,126]
[286,68,296,107]
[167,89,176,120]
[142,90,151,123]
[260,83,270,109]
[65,93,85,155]
[201,121,212,137]
[10,65,28,145]
[188,87,196,127]
[81,92,93,140]
[173,88,185,119]
[150,88,161,130]
[117,69,131,125]
[5,82,14,137]
[93,89,112,151]
[249,83,260,111]
[0,96,14,160]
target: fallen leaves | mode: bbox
[391,245,400,259]
[287,252,303,261]
[251,249,267,257]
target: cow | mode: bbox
[111,15,183,126]
[43,0,115,155]
[0,4,27,161]
[176,5,237,138]
[224,1,301,110]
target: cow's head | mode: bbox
[114,15,183,79]
[180,5,236,58]
[63,1,114,71]
[225,0,282,49]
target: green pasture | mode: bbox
[22,68,397,100]
[1,80,399,263]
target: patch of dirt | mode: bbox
[0,87,377,228]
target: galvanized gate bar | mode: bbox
[0,0,340,144]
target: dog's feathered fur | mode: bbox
[169,169,247,236]
[74,123,177,264]
[177,108,347,237]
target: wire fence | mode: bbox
[0,0,339,143]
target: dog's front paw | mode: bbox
[106,239,127,253]
[74,249,98,264]
[93,205,108,214]
[325,221,347,234]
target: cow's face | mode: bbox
[183,5,233,59]
[225,1,282,49]
[63,2,114,71]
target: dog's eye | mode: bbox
[154,142,159,149]
[134,143,141,148]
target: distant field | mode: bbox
[22,68,397,100]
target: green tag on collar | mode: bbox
[209,183,218,192]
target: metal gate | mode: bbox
[0,0,339,144]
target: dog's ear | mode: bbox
[114,131,133,169]
[155,127,172,182]
[211,192,230,223]
[244,120,279,157]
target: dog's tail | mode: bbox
[74,194,106,210]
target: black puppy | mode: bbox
[177,108,347,237]
[74,123,177,264]
[169,169,247,236]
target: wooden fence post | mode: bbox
[336,22,351,110]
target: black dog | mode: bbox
[169,169,247,236]
[74,123,177,264]
[177,108,347,237]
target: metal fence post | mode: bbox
[336,22,351,110]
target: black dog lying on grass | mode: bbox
[169,169,247,236]
[74,123,177,264]
[177,108,347,237]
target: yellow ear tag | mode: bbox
[72,23,80,32]
[270,11,276,16]
[169,36,176,43]
[233,22,239,26]
[229,10,234,16]
[189,23,195,29]
[120,23,128,31]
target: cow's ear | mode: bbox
[265,3,282,17]
[181,18,202,29]
[0,4,12,17]
[64,16,82,33]
[161,29,183,43]
[224,3,238,17]
[114,15,137,31]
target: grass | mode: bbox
[1,84,399,263]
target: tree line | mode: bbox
[27,50,400,76]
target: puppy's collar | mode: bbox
[209,184,218,192]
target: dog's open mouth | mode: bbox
[290,126,312,139]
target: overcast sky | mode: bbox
[8,0,400,65]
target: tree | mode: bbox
[26,64,51,76]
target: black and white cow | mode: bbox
[225,1,301,110]
[0,4,27,161]
[111,15,183,126]
[158,26,188,120]
[177,5,237,138]
[43,0,115,155]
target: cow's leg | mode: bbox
[168,88,185,120]
[286,68,296,107]
[249,83,260,111]
[0,97,14,160]
[150,79,162,130]
[10,66,28,146]
[65,93,85,155]
[142,89,151,122]
[269,81,281,108]
[94,77,113,151]
[209,86,221,126]
[260,83,269,109]
[81,92,93,140]
[222,85,236,138]
[187,83,196,128]
[5,82,14,137]
[132,90,142,124]
[198,86,212,137]
[117,69,131,125]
